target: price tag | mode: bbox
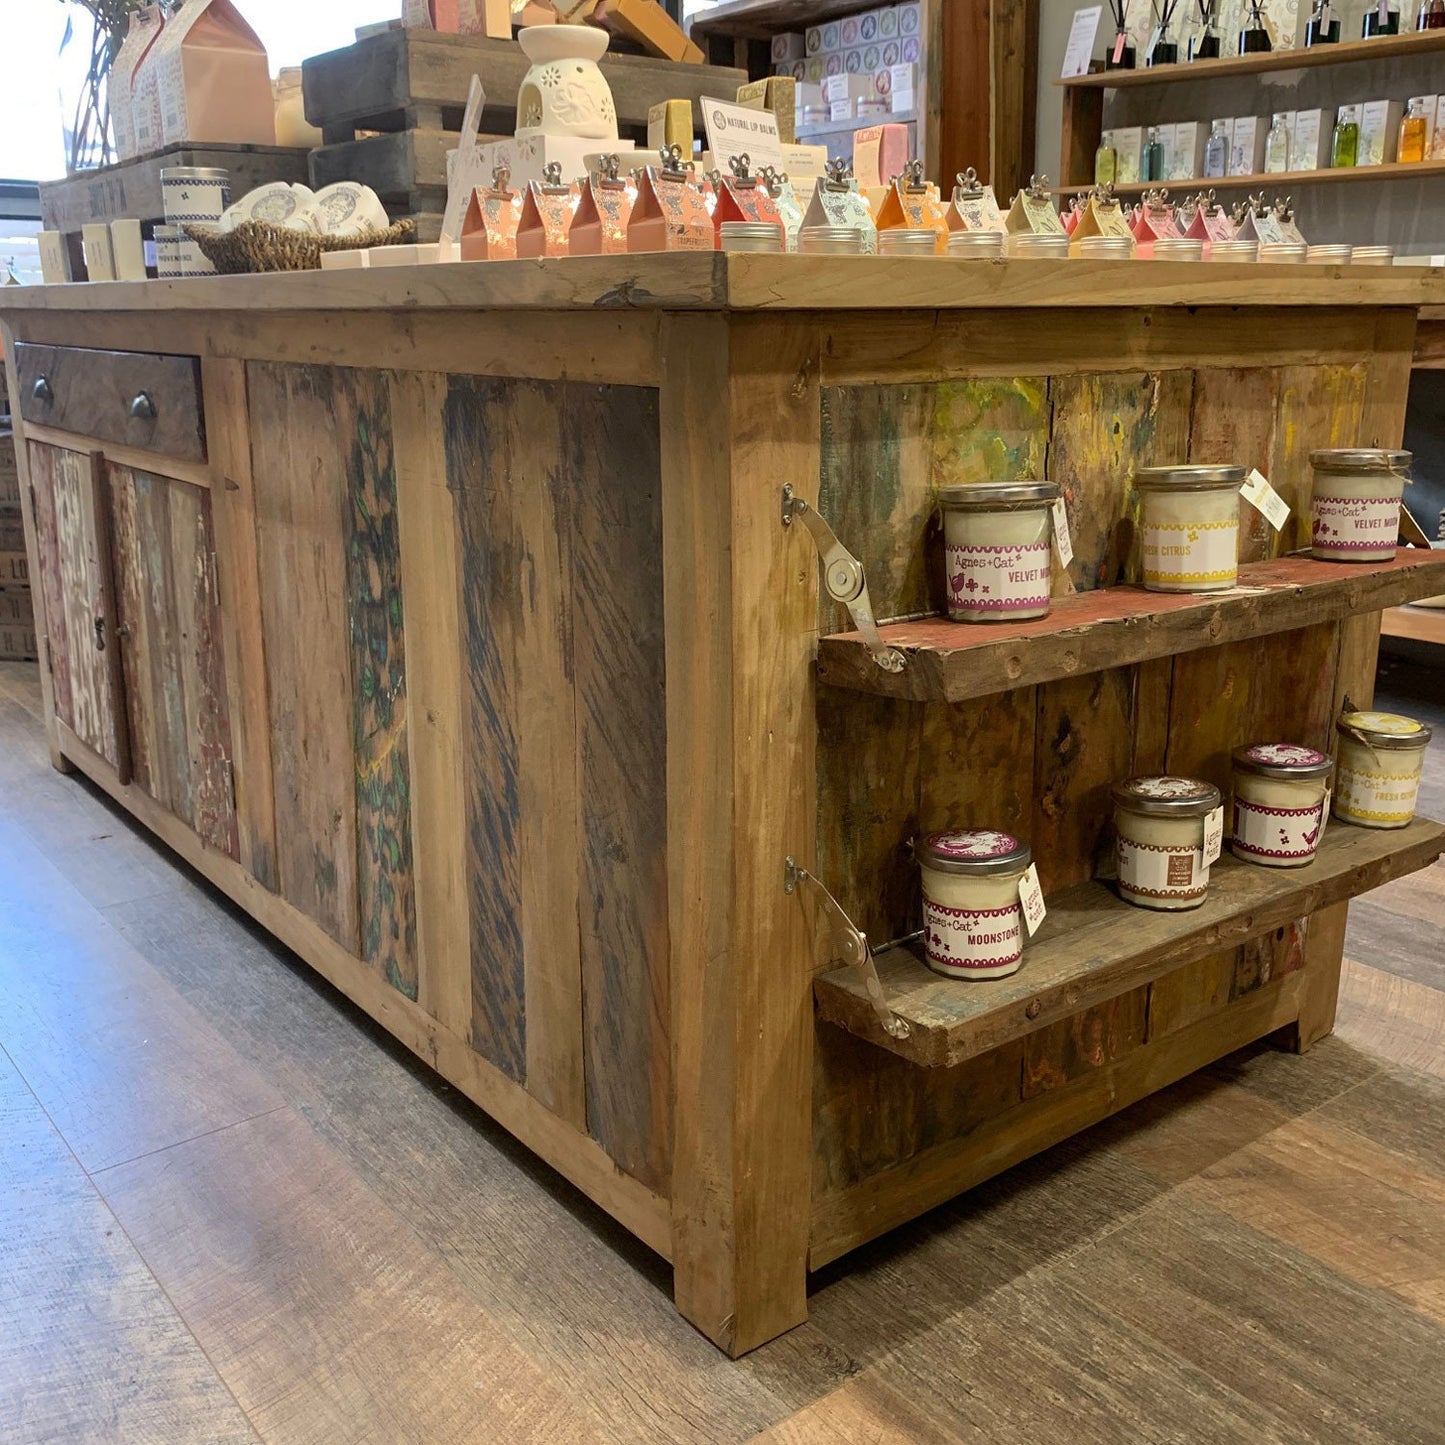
[1019,863,1047,936]
[1203,806,1225,868]
[1321,786,1332,824]
[1051,497,1074,568]
[1112,30,1127,61]
[1240,469,1291,532]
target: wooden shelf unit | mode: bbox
[1382,603,1445,645]
[815,818,1445,1067]
[1056,28,1445,196]
[817,551,1445,702]
[1050,158,1445,198]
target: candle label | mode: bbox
[1311,493,1400,556]
[1116,836,1209,903]
[923,899,1024,973]
[946,541,1051,616]
[1334,761,1422,826]
[1141,518,1238,587]
[1231,796,1326,862]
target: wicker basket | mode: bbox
[182,218,416,275]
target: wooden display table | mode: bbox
[3,256,1445,1357]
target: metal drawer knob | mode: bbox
[32,375,53,404]
[129,390,157,420]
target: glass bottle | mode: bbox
[1147,21,1180,64]
[1204,119,1229,177]
[1305,0,1341,43]
[1362,0,1400,33]
[1142,126,1166,181]
[1239,0,1273,50]
[1190,4,1223,58]
[1106,29,1137,68]
[1420,0,1445,27]
[1398,98,1428,162]
[1095,139,1119,186]
[1265,113,1292,172]
[1332,105,1359,168]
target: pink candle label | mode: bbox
[923,899,1023,973]
[1116,836,1208,903]
[1311,493,1399,555]
[1232,797,1325,862]
[946,540,1050,616]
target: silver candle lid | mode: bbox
[1133,464,1246,491]
[1232,743,1334,780]
[918,829,1032,877]
[1309,448,1410,472]
[1112,776,1222,817]
[939,481,1059,509]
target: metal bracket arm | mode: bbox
[782,485,906,674]
[785,858,910,1040]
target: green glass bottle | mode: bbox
[1331,104,1359,168]
[1095,140,1119,186]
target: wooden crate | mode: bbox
[0,584,37,661]
[38,143,310,281]
[303,28,746,236]
[0,512,29,588]
[0,432,17,509]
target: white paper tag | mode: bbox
[1203,806,1225,868]
[1322,786,1331,822]
[1018,863,1047,936]
[1240,469,1291,532]
[440,75,488,244]
[1051,497,1074,568]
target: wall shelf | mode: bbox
[814,817,1445,1068]
[1054,28,1445,89]
[816,550,1445,704]
[1050,158,1445,197]
[1382,602,1445,645]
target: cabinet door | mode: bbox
[107,461,239,859]
[26,440,129,773]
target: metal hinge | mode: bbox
[782,484,905,674]
[786,857,910,1040]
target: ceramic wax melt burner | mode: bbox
[918,830,1033,980]
[1230,744,1333,867]
[515,19,618,142]
[1113,776,1222,911]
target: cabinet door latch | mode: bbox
[782,484,905,674]
[785,857,910,1040]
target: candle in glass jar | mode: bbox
[1308,448,1409,561]
[1230,743,1333,866]
[1113,776,1222,910]
[1334,710,1432,827]
[1133,465,1244,593]
[918,830,1032,979]
[939,481,1058,622]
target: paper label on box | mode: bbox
[1051,498,1074,567]
[1202,806,1225,868]
[702,96,784,173]
[1019,864,1047,936]
[1240,469,1290,531]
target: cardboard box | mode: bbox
[1228,117,1264,176]
[1292,109,1330,170]
[1108,126,1144,184]
[152,0,276,147]
[771,31,806,63]
[0,588,32,627]
[0,624,37,662]
[1,513,28,588]
[1360,99,1404,166]
[822,73,872,105]
[1169,121,1207,181]
[0,434,17,509]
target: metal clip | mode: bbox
[597,152,624,186]
[954,166,982,200]
[899,157,928,192]
[490,163,513,196]
[782,484,905,673]
[824,156,853,191]
[659,142,689,178]
[785,858,910,1040]
[539,161,570,193]
[759,164,786,197]
[728,152,756,187]
[1026,173,1051,199]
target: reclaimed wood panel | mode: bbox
[1021,985,1149,1099]
[336,370,417,1000]
[1188,367,1281,564]
[26,443,75,725]
[107,465,161,802]
[569,384,670,1190]
[248,362,361,954]
[1048,370,1194,590]
[1269,363,1367,554]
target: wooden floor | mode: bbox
[0,655,1443,1445]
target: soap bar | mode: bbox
[736,76,796,145]
[647,100,694,153]
[851,123,909,190]
[599,0,703,63]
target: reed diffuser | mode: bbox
[1146,0,1182,65]
[1238,0,1273,52]
[1189,0,1221,58]
[1105,0,1136,69]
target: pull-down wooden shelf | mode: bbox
[815,817,1445,1068]
[816,550,1445,703]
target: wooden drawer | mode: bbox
[15,343,205,463]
